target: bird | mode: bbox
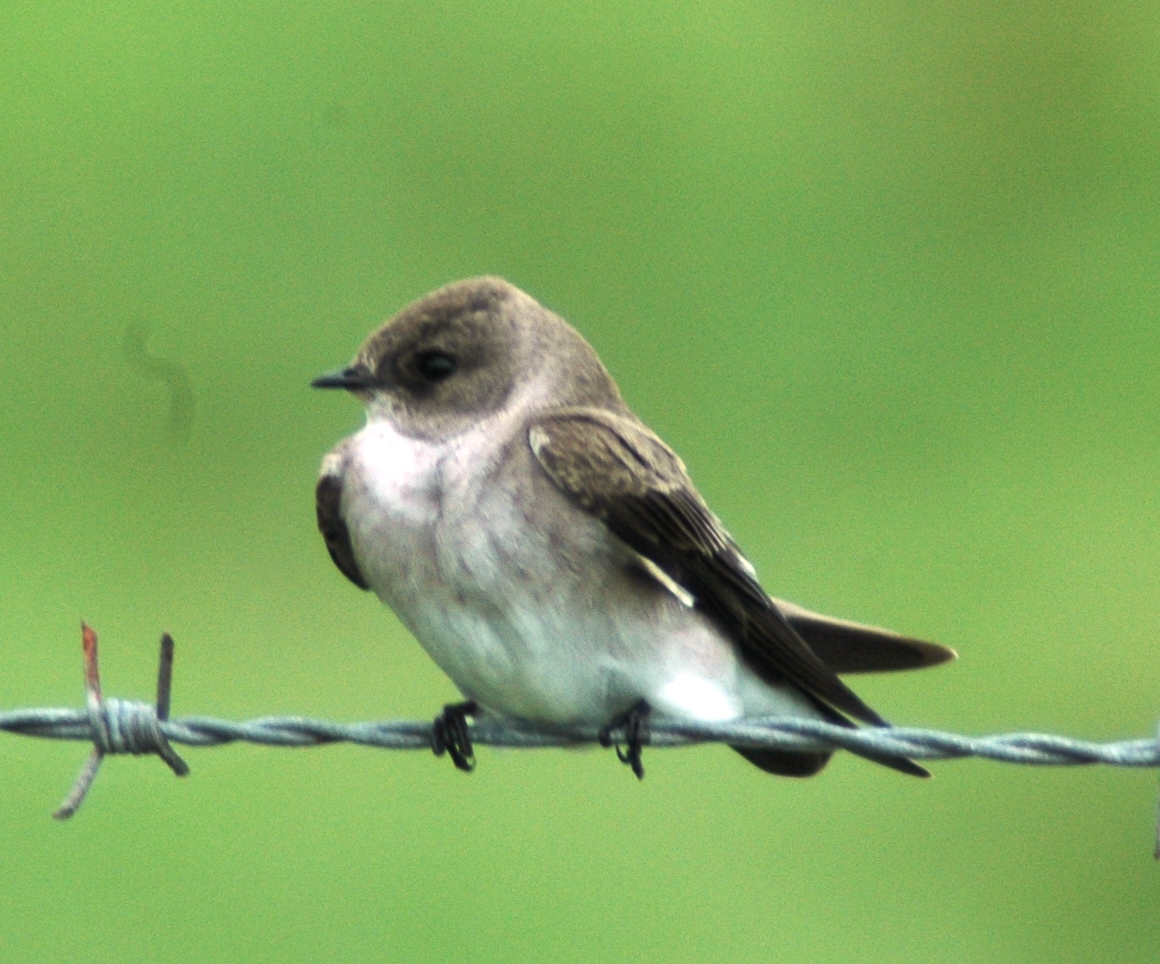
[312,277,955,778]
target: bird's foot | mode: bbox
[431,700,479,772]
[599,700,650,780]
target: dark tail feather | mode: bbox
[811,698,931,778]
[846,745,930,778]
[731,745,832,776]
[733,740,929,778]
[775,598,956,674]
[733,697,931,779]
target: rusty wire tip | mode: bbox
[81,622,101,702]
[56,622,106,819]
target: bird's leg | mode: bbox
[599,700,651,780]
[431,700,479,772]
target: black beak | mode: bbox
[311,366,374,390]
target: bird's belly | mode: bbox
[342,421,819,726]
[360,512,648,721]
[363,519,819,726]
[402,596,636,722]
[399,584,821,725]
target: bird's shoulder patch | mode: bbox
[316,467,369,591]
[529,407,689,509]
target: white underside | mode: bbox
[328,408,821,728]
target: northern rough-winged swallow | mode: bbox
[313,277,954,778]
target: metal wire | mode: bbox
[7,625,1160,829]
[5,701,1160,766]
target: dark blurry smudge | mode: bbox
[123,322,196,444]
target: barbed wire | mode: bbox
[8,625,1160,857]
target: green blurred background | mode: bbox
[2,2,1158,961]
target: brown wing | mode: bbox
[528,407,894,727]
[316,473,369,590]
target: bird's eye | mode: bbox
[416,351,457,382]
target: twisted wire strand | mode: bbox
[13,625,1160,836]
[4,703,1158,767]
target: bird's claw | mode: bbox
[431,700,478,772]
[599,700,650,780]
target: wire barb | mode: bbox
[52,624,188,820]
[1155,721,1160,862]
[4,625,1157,853]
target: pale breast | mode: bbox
[340,420,447,609]
[335,414,819,726]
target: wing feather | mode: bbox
[316,472,370,591]
[529,408,896,727]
